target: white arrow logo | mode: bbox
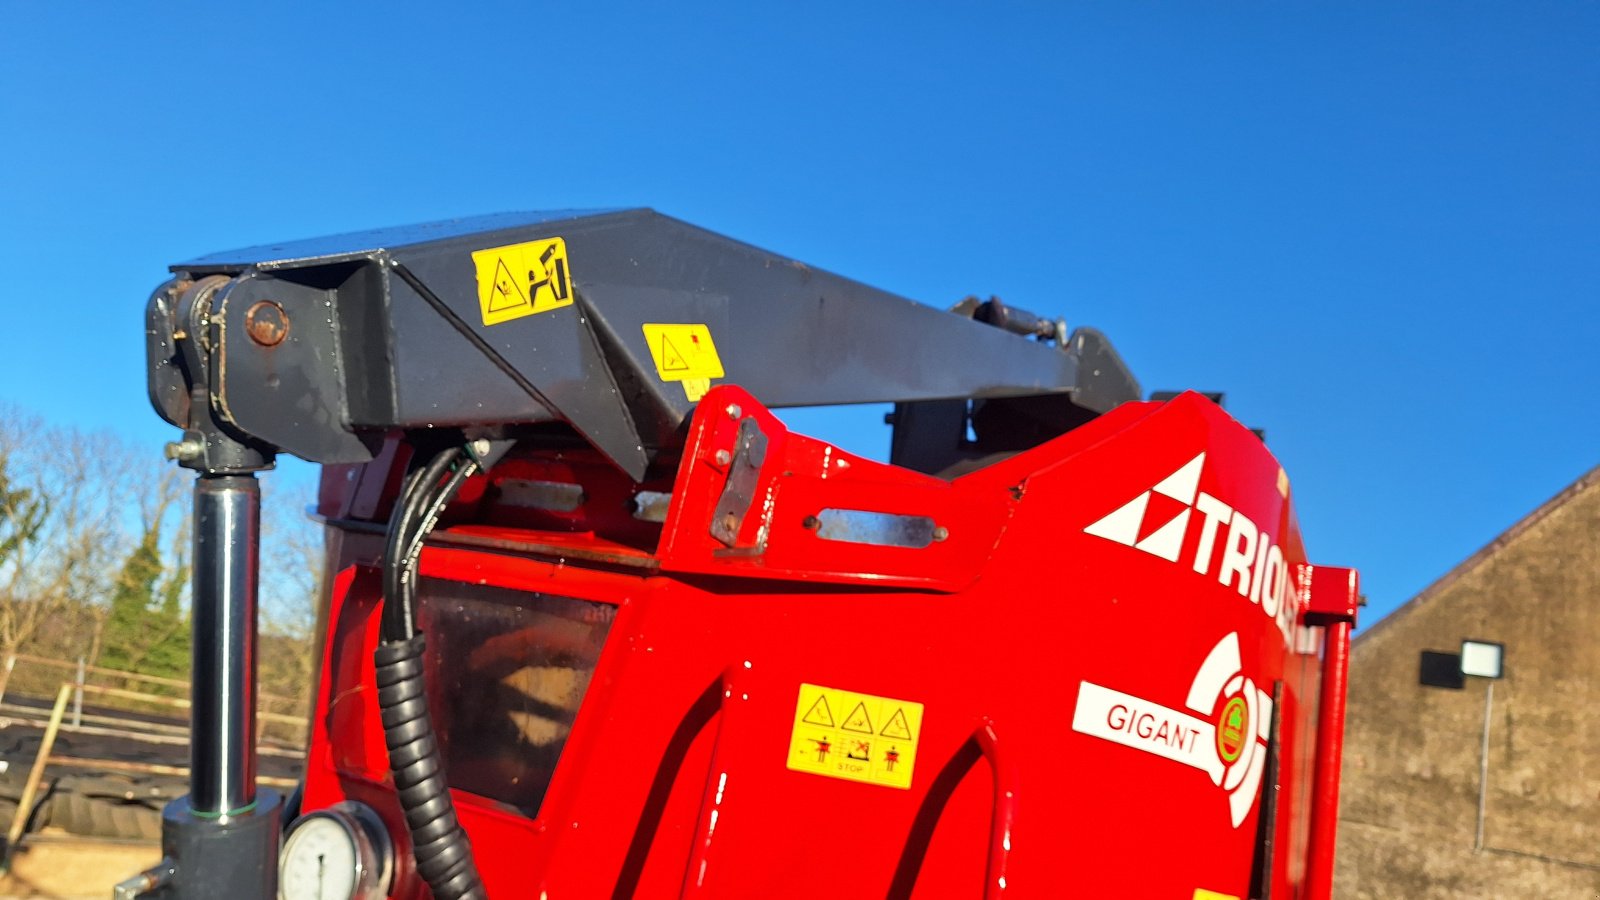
[1082,452,1206,562]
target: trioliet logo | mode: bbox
[1071,632,1272,828]
[1082,451,1297,645]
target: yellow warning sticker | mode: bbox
[472,237,573,326]
[1194,891,1240,900]
[641,323,725,401]
[787,683,924,790]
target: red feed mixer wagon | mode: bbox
[129,211,1357,900]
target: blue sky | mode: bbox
[2,3,1596,627]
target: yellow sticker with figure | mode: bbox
[787,683,923,790]
[642,323,725,401]
[472,237,573,326]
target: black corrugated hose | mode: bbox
[376,445,487,900]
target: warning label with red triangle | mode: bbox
[641,323,726,401]
[788,683,926,791]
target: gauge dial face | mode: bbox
[280,814,361,900]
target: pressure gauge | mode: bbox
[279,801,394,900]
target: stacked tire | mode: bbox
[0,767,179,841]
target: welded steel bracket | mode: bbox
[709,416,768,547]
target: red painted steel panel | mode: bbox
[301,388,1354,899]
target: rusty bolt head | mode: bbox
[721,514,739,533]
[932,526,950,542]
[163,439,203,462]
[714,448,732,466]
[245,300,290,346]
[725,403,742,420]
[801,515,821,531]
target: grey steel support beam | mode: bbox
[157,209,1142,480]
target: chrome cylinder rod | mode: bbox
[189,474,260,815]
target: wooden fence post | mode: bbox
[71,657,85,730]
[0,652,16,708]
[3,683,73,865]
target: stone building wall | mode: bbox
[1334,466,1600,898]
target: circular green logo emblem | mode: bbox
[1217,695,1249,763]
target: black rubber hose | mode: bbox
[395,459,478,625]
[381,449,459,642]
[375,636,486,900]
[375,444,487,900]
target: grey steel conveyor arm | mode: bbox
[147,209,1140,482]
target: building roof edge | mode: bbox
[1354,461,1600,651]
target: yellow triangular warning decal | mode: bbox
[880,707,913,740]
[486,258,529,312]
[658,335,690,372]
[841,701,874,735]
[802,695,834,728]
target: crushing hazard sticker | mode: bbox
[787,682,923,789]
[472,237,573,325]
[641,323,725,401]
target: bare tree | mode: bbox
[0,403,321,734]
[258,471,325,722]
[0,409,139,698]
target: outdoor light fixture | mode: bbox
[1460,639,1505,679]
[1459,637,1506,854]
[1418,650,1466,689]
